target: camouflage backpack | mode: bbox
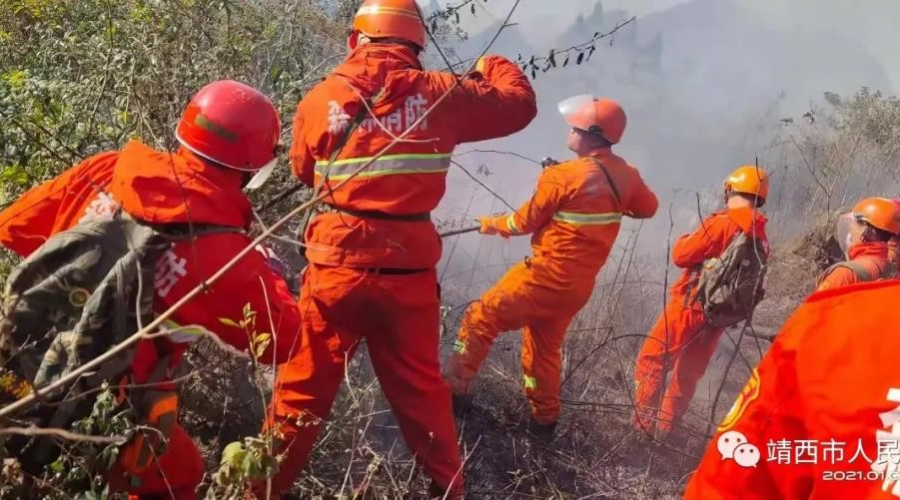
[0,211,236,466]
[692,231,768,328]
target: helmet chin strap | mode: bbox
[347,31,360,51]
[240,171,253,189]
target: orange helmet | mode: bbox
[558,94,627,144]
[724,165,770,200]
[852,197,900,235]
[176,80,282,189]
[352,0,426,49]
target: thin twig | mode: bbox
[0,3,515,419]
[450,159,516,211]
[454,148,542,165]
[0,426,126,445]
[82,0,116,148]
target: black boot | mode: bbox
[526,417,557,443]
[428,479,464,499]
[452,393,473,419]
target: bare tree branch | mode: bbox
[0,0,521,421]
[0,425,126,445]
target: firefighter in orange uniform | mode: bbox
[684,279,900,499]
[816,197,900,292]
[444,95,658,437]
[0,81,302,499]
[268,0,537,496]
[633,166,770,436]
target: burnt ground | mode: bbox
[174,221,832,499]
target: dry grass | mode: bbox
[3,2,900,497]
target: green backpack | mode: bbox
[0,211,235,467]
[692,231,768,328]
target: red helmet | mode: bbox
[352,0,426,49]
[558,94,627,144]
[176,80,281,174]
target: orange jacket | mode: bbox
[290,44,536,270]
[684,280,900,499]
[669,207,769,301]
[0,141,302,374]
[0,152,118,255]
[816,241,891,292]
[485,148,658,286]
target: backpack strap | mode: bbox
[152,222,244,239]
[295,93,375,243]
[883,259,899,280]
[876,257,897,280]
[818,260,873,286]
[586,157,622,209]
[684,229,746,309]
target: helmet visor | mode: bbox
[835,211,854,257]
[557,94,596,131]
[244,156,278,191]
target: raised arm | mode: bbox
[671,214,733,268]
[427,55,537,144]
[0,152,117,256]
[624,169,659,219]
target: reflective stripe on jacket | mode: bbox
[488,148,658,286]
[290,44,537,269]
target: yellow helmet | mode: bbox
[724,165,770,200]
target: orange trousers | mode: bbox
[633,297,724,434]
[112,424,204,499]
[445,261,593,425]
[268,264,462,495]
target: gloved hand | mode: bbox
[478,216,499,236]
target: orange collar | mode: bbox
[848,241,889,261]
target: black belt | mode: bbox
[314,263,430,275]
[363,267,430,275]
[317,204,431,222]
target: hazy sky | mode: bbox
[428,0,900,293]
[440,0,900,93]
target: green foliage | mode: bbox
[825,87,900,146]
[219,302,272,361]
[207,435,279,499]
[1,384,134,499]
[767,87,900,239]
[0,0,352,205]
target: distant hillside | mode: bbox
[440,0,894,197]
[635,0,893,113]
